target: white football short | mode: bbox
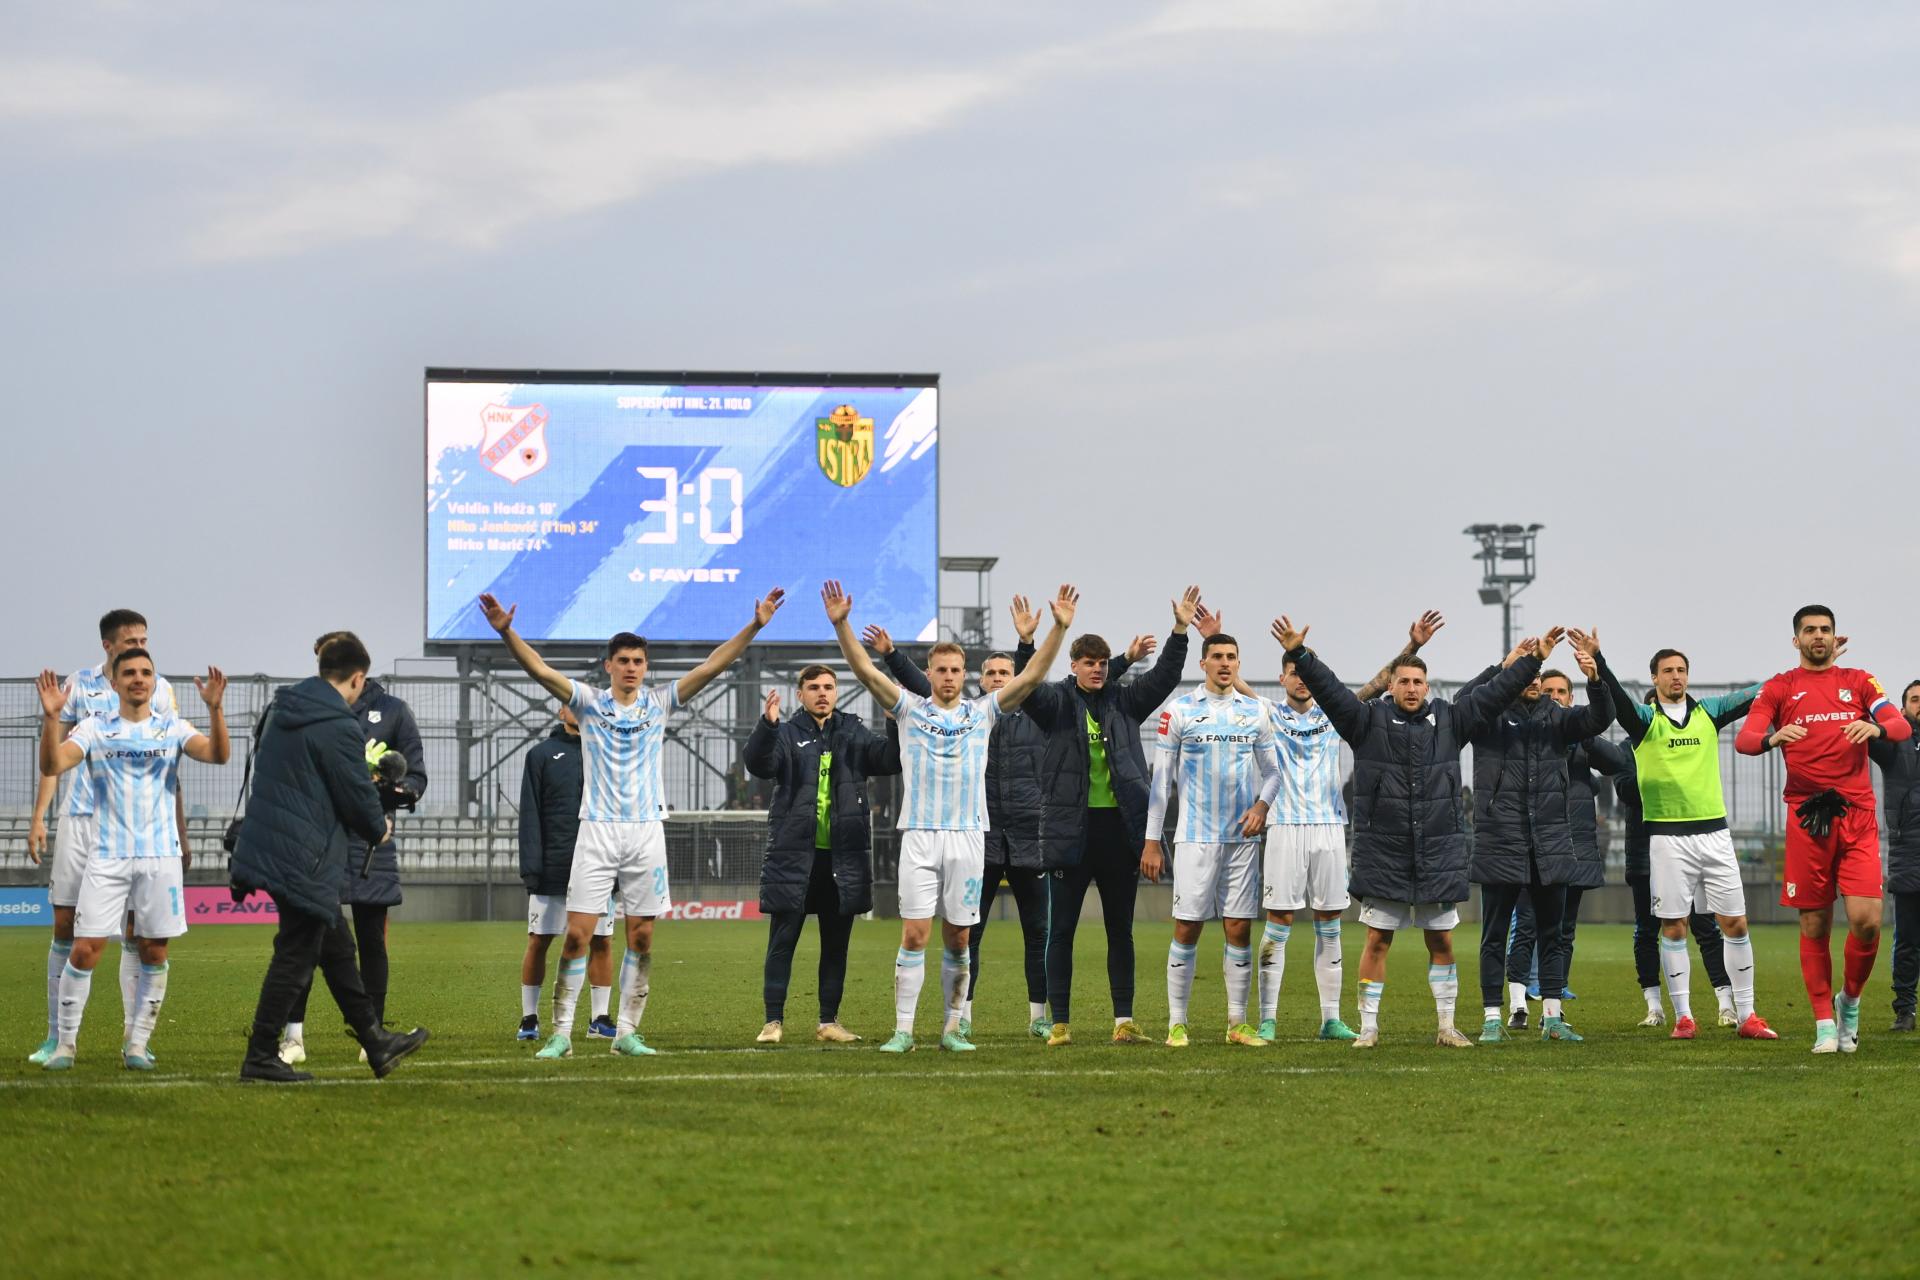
[1648,829,1747,920]
[567,820,670,919]
[897,830,985,926]
[49,813,98,909]
[1172,840,1262,922]
[1262,824,1351,913]
[74,856,187,940]
[1355,898,1459,933]
[528,893,616,937]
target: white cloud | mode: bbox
[0,58,247,139]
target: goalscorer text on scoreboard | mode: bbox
[424,370,939,647]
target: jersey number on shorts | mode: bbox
[962,877,982,908]
[169,886,182,918]
[653,866,668,898]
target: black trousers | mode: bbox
[1891,889,1920,1017]
[1478,870,1568,1009]
[249,897,378,1055]
[969,866,1048,1006]
[762,853,857,1024]
[1044,808,1139,1025]
[1506,887,1588,993]
[288,902,389,1026]
[1627,872,1730,991]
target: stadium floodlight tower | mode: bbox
[1462,523,1543,656]
[939,555,998,649]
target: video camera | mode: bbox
[372,747,418,814]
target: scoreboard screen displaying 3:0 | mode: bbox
[425,374,938,645]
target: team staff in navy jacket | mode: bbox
[1868,683,1920,1031]
[742,664,901,1044]
[515,706,618,1042]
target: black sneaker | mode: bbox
[240,1052,314,1084]
[517,1015,541,1041]
[587,1015,618,1039]
[1507,1007,1528,1031]
[1890,1011,1916,1034]
[362,1026,430,1079]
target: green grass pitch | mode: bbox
[2,920,1914,1278]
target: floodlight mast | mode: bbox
[1462,523,1543,656]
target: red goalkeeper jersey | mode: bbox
[1737,666,1904,804]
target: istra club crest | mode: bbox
[479,403,550,484]
[816,404,874,487]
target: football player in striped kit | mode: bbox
[480,588,785,1061]
[34,650,228,1070]
[1142,633,1282,1047]
[825,579,1075,1054]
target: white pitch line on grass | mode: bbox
[5,1056,1918,1092]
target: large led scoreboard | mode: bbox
[425,370,939,648]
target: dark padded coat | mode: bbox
[1869,715,1920,893]
[1454,663,1615,887]
[1613,752,1652,878]
[1568,736,1630,889]
[340,678,427,907]
[230,677,388,924]
[1290,646,1542,906]
[518,724,583,898]
[742,707,900,914]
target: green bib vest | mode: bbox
[1634,703,1726,824]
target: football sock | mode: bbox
[1029,1001,1047,1024]
[1726,934,1757,1021]
[46,940,70,1041]
[552,956,586,1034]
[1543,996,1562,1019]
[520,984,541,1019]
[1166,941,1197,1027]
[285,1021,305,1043]
[1428,964,1457,1031]
[1797,934,1832,1020]
[616,952,651,1035]
[960,997,974,1027]
[590,983,610,1021]
[1312,919,1343,1020]
[1659,937,1693,1020]
[1359,980,1383,1034]
[941,949,968,1034]
[1643,985,1663,1014]
[1483,1004,1500,1022]
[1114,1015,1129,1029]
[56,962,92,1047]
[118,943,139,1038]
[1224,943,1253,1025]
[1842,932,1878,1000]
[1508,980,1528,1013]
[1714,985,1735,1017]
[893,947,926,1035]
[1258,923,1289,1022]
[129,961,168,1054]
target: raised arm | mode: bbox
[1357,610,1445,702]
[1272,619,1373,746]
[181,668,231,764]
[742,690,787,779]
[1570,630,1652,745]
[1452,635,1549,740]
[35,671,85,778]
[1117,587,1199,720]
[824,581,901,709]
[997,585,1079,712]
[1704,683,1763,731]
[479,593,573,703]
[864,626,933,699]
[678,588,786,703]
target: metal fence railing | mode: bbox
[0,660,1831,890]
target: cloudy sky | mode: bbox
[5,1,1917,687]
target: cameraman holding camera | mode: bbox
[278,633,427,1064]
[234,633,428,1082]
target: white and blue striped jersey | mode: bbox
[891,689,1002,832]
[1262,698,1347,826]
[567,680,680,823]
[58,665,179,819]
[65,713,197,859]
[1154,688,1278,843]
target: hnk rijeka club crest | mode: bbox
[479,404,550,484]
[815,404,874,487]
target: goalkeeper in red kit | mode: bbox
[1736,605,1912,1055]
